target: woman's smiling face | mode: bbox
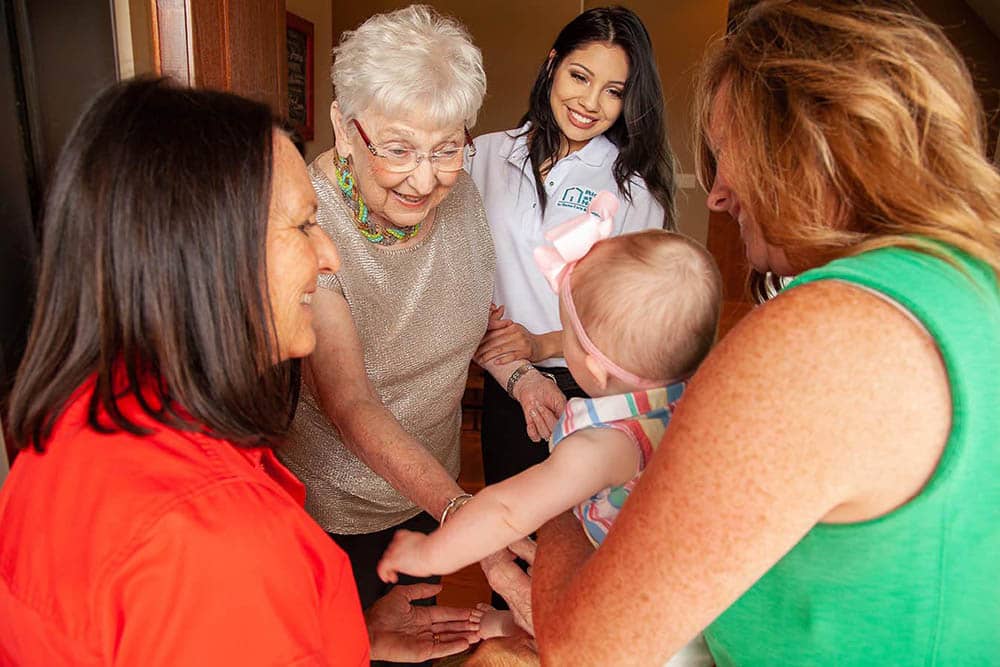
[705,83,793,276]
[548,42,629,155]
[333,106,466,230]
[266,133,340,361]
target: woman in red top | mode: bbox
[0,78,480,665]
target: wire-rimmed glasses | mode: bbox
[351,119,476,173]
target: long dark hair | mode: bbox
[7,78,295,452]
[519,6,676,227]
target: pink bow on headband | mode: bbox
[533,191,620,292]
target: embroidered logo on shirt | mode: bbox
[556,186,598,211]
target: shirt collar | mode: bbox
[566,383,686,425]
[505,123,531,166]
[504,122,616,169]
[235,445,308,506]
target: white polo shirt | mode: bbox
[467,124,666,367]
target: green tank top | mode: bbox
[703,246,1000,666]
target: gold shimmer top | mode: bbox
[278,163,495,534]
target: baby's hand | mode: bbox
[377,529,432,583]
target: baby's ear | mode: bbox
[584,355,609,391]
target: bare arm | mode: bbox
[533,511,594,643]
[308,286,562,601]
[377,428,638,580]
[306,287,463,519]
[533,281,951,664]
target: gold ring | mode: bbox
[433,633,440,643]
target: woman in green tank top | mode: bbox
[532,1,1000,664]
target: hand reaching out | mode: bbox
[480,544,536,636]
[506,536,537,571]
[377,529,432,583]
[366,583,484,662]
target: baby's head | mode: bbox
[561,230,722,396]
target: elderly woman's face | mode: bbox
[338,109,466,229]
[705,85,793,276]
[266,133,340,361]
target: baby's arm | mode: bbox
[377,427,639,582]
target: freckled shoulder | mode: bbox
[682,277,950,519]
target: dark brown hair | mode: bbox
[520,6,676,225]
[7,77,295,451]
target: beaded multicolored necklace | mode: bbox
[335,155,421,246]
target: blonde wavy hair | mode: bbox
[694,0,1000,275]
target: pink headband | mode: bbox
[533,191,669,389]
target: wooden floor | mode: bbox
[437,365,492,610]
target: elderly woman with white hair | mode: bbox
[278,5,561,646]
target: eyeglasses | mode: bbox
[352,119,476,173]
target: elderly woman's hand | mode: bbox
[475,304,559,366]
[480,543,535,636]
[366,583,484,662]
[512,371,566,442]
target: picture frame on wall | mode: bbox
[286,12,314,142]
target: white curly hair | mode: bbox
[331,5,487,129]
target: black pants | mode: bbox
[328,512,441,667]
[480,366,588,607]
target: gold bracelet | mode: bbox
[440,493,473,525]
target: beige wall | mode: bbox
[329,1,728,243]
[588,1,729,244]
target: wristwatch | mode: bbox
[506,363,558,398]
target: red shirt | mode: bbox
[0,383,369,666]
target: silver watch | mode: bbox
[505,364,558,398]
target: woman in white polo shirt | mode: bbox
[467,6,677,558]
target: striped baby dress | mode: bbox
[549,383,685,547]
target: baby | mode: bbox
[378,193,722,663]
